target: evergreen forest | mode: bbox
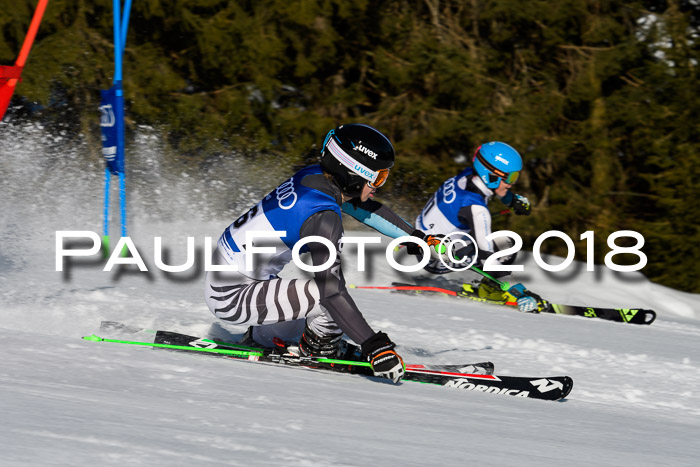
[2,0,699,292]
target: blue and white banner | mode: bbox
[99,83,124,175]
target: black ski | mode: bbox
[151,330,571,401]
[98,321,495,375]
[87,324,572,400]
[153,330,496,376]
[351,283,656,325]
[457,283,657,325]
[404,368,573,401]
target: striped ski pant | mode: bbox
[204,269,342,340]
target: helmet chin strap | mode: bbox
[325,170,361,202]
[342,183,364,200]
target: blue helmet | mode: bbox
[472,142,523,189]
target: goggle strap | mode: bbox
[321,129,335,154]
[326,137,382,185]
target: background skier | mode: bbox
[413,141,546,312]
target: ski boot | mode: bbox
[460,279,518,305]
[292,324,365,373]
[238,326,262,348]
[297,324,362,359]
[477,278,508,301]
[298,323,344,358]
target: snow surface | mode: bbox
[2,121,700,466]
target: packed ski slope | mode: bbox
[2,121,700,466]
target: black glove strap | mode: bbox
[404,230,427,256]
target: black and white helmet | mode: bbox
[320,123,395,198]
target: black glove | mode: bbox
[404,230,427,256]
[509,194,531,216]
[527,291,552,313]
[361,332,405,384]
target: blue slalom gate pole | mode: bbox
[100,0,132,255]
[103,167,111,251]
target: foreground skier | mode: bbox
[204,123,449,383]
[414,141,545,312]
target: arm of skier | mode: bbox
[341,199,414,238]
[457,204,496,262]
[300,210,405,382]
[343,199,453,263]
[299,210,375,345]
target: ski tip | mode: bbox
[646,311,657,324]
[560,376,574,400]
[82,334,103,342]
[642,310,657,325]
[624,308,657,325]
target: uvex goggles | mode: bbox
[325,133,390,188]
[474,149,520,185]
